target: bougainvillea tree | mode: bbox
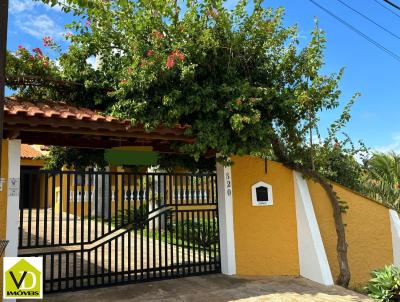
[6,0,370,286]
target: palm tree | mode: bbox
[364,152,400,210]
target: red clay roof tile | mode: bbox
[20,144,43,159]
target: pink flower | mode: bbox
[166,55,175,69]
[206,8,219,18]
[147,49,154,57]
[18,45,24,49]
[32,48,43,56]
[166,50,185,69]
[173,50,185,61]
[65,32,73,38]
[85,19,92,27]
[42,36,54,47]
[43,60,49,67]
[153,31,165,39]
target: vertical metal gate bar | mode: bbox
[127,174,132,281]
[157,174,162,278]
[201,176,205,204]
[51,172,56,246]
[27,173,32,247]
[139,174,144,280]
[146,174,150,279]
[19,172,24,247]
[58,253,62,290]
[35,172,40,246]
[59,172,63,246]
[43,254,47,291]
[174,175,179,275]
[73,251,77,290]
[163,174,168,277]
[152,175,156,278]
[73,173,78,244]
[108,172,112,234]
[88,248,91,287]
[180,210,185,276]
[207,210,212,271]
[186,210,191,274]
[66,252,70,290]
[197,210,202,273]
[201,210,206,272]
[95,173,98,241]
[101,172,105,236]
[101,243,105,285]
[107,239,111,283]
[50,253,54,292]
[114,174,118,229]
[114,233,118,282]
[121,229,125,282]
[80,172,85,288]
[133,174,138,281]
[66,173,70,245]
[88,172,92,243]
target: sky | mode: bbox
[6,0,400,152]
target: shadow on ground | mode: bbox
[29,275,372,302]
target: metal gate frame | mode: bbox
[18,169,221,292]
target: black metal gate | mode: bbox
[18,169,220,292]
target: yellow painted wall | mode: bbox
[231,156,299,276]
[308,180,393,287]
[21,159,45,167]
[0,140,9,301]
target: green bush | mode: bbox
[366,265,400,301]
[116,203,149,230]
[168,218,219,248]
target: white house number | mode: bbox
[225,172,232,196]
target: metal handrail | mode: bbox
[0,239,8,257]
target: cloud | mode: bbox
[375,134,400,153]
[9,0,36,13]
[86,56,98,69]
[15,14,63,40]
[10,0,63,14]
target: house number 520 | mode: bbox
[225,172,232,196]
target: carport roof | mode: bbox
[3,97,194,152]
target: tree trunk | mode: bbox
[270,136,351,287]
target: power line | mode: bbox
[374,0,400,19]
[334,0,400,41]
[384,0,400,11]
[309,0,400,63]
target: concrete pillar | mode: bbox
[95,167,111,219]
[216,161,236,275]
[294,171,333,286]
[5,140,21,258]
[389,209,400,265]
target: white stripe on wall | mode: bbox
[216,162,236,275]
[389,209,400,265]
[5,140,21,259]
[294,171,334,286]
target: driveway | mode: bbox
[31,275,372,302]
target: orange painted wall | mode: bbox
[308,180,393,287]
[231,156,299,276]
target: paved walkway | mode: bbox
[32,275,372,302]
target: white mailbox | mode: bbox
[251,181,273,206]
